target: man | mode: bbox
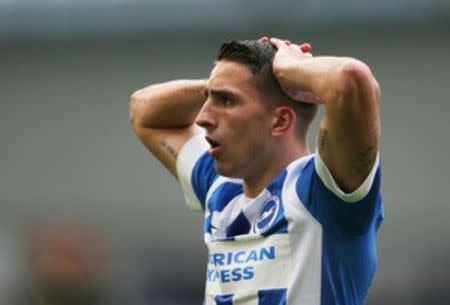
[129,38,383,305]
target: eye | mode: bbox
[219,98,234,107]
[215,95,236,107]
[209,91,236,107]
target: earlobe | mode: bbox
[271,107,296,137]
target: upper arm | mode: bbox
[131,124,200,179]
[318,60,381,192]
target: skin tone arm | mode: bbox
[129,79,207,178]
[270,38,381,193]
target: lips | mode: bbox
[205,136,221,158]
[205,136,219,148]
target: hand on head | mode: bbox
[258,36,320,104]
[259,36,313,56]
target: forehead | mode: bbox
[207,60,259,97]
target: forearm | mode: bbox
[274,56,375,106]
[129,79,207,130]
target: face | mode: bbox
[195,60,275,179]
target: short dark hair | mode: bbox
[217,40,317,138]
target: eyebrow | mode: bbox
[205,88,239,100]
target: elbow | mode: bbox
[129,90,144,129]
[336,59,380,107]
[339,59,380,98]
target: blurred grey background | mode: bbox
[1,0,449,304]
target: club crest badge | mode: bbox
[254,195,280,234]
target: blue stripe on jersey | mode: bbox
[205,214,213,235]
[205,182,243,235]
[226,211,251,237]
[296,157,383,235]
[209,182,243,213]
[215,294,233,305]
[258,288,287,305]
[296,157,384,305]
[267,170,287,194]
[262,170,289,236]
[191,152,219,210]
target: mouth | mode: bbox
[205,136,221,158]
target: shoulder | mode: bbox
[176,132,214,211]
[293,152,383,235]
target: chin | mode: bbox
[214,161,241,178]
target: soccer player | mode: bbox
[129,38,383,305]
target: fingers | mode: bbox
[261,37,313,56]
[270,37,312,52]
[269,37,287,49]
[299,43,312,53]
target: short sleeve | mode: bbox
[296,153,384,236]
[176,133,219,211]
[314,151,380,203]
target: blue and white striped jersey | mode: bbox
[176,134,383,305]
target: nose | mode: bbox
[195,100,217,131]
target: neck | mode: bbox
[243,140,309,198]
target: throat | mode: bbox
[242,146,309,198]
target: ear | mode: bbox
[271,106,296,137]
